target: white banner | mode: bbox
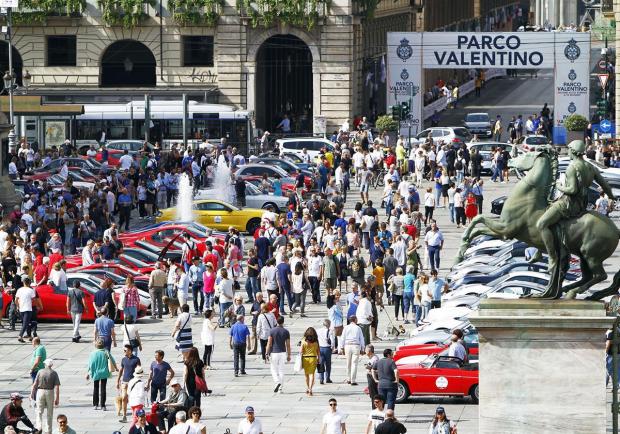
[422,32,556,69]
[553,33,591,144]
[387,33,423,137]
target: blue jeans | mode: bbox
[124,306,138,322]
[414,305,422,326]
[402,292,413,316]
[448,203,455,223]
[378,384,397,410]
[491,164,504,182]
[319,346,332,382]
[279,287,294,314]
[150,384,166,403]
[167,284,176,298]
[246,277,259,300]
[204,292,215,309]
[434,188,441,207]
[219,301,232,326]
[428,245,440,270]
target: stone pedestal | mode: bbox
[470,299,613,434]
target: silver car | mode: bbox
[467,142,518,174]
[464,112,492,137]
[195,182,289,212]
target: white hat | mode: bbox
[43,358,54,367]
[133,366,143,377]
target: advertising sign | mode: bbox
[553,33,591,144]
[387,33,423,137]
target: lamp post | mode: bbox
[3,69,15,152]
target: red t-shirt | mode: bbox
[266,302,280,320]
[202,252,219,270]
[34,264,48,285]
[48,252,64,272]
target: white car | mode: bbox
[66,272,151,308]
[409,127,472,148]
[195,182,289,211]
[515,135,550,152]
[411,317,470,336]
[276,137,335,162]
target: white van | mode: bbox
[276,137,335,161]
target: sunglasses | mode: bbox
[330,403,337,407]
[58,420,68,425]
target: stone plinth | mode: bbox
[470,299,614,434]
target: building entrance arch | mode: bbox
[255,34,313,134]
[100,40,156,87]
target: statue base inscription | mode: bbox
[470,299,613,434]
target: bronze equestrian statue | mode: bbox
[456,141,620,300]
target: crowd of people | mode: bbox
[0,117,493,433]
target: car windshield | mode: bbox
[466,114,489,122]
[246,183,261,195]
[420,354,439,368]
[187,223,209,237]
[527,136,549,145]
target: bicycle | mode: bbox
[372,168,386,188]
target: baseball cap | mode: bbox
[436,406,445,413]
[245,406,255,413]
[135,409,146,417]
[170,379,180,387]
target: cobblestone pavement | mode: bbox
[1,175,618,434]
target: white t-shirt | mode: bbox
[16,286,36,312]
[238,417,263,434]
[368,408,386,431]
[352,152,364,168]
[307,255,322,278]
[322,410,346,434]
[168,422,197,434]
[119,154,134,170]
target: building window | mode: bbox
[183,36,214,67]
[47,36,77,66]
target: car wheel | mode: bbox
[470,384,479,404]
[262,202,278,212]
[246,218,261,235]
[395,380,410,404]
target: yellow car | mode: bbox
[157,199,266,234]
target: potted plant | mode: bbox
[375,114,398,145]
[563,114,588,144]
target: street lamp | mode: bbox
[3,70,13,90]
[22,70,31,90]
[2,70,15,152]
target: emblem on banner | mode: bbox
[564,39,581,62]
[568,102,577,113]
[397,38,413,62]
[568,69,577,81]
[400,69,409,80]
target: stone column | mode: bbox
[470,299,613,434]
[558,0,564,27]
[244,62,256,114]
[535,0,542,26]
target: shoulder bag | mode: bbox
[105,350,117,373]
[124,322,140,349]
[176,315,191,343]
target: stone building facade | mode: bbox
[4,0,526,138]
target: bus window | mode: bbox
[192,119,222,141]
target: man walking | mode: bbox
[338,315,365,385]
[266,316,291,393]
[374,409,407,434]
[428,270,447,310]
[320,398,347,434]
[424,221,444,271]
[53,414,76,434]
[145,350,175,403]
[94,309,117,351]
[66,281,87,343]
[230,315,251,377]
[372,349,399,410]
[15,277,36,342]
[116,344,141,423]
[30,337,47,382]
[31,358,60,434]
[188,257,205,315]
[148,262,167,319]
[365,395,386,434]
[356,292,373,346]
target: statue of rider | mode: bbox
[536,140,615,293]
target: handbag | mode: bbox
[105,351,117,373]
[195,373,208,393]
[293,353,302,373]
[124,322,140,350]
[118,291,126,310]
[176,316,191,343]
[334,325,344,337]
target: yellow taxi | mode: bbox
[157,199,266,234]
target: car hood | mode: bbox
[464,121,490,127]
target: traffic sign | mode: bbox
[600,119,612,133]
[598,73,609,89]
[0,0,18,7]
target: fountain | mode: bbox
[176,172,194,221]
[212,154,235,203]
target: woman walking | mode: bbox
[202,262,216,309]
[122,276,140,323]
[423,187,435,225]
[216,268,234,327]
[301,327,320,396]
[256,304,276,363]
[291,262,310,317]
[171,304,193,361]
[402,266,416,325]
[184,347,207,408]
[387,267,405,321]
[336,246,350,293]
[86,338,117,411]
[418,274,431,321]
[200,310,217,368]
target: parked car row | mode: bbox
[392,236,582,405]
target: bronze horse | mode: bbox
[456,148,620,300]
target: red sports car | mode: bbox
[1,282,146,322]
[72,263,150,291]
[394,331,479,364]
[396,354,479,404]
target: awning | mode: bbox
[0,95,84,115]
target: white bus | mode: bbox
[23,100,251,150]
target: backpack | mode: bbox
[455,159,463,171]
[184,241,198,264]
